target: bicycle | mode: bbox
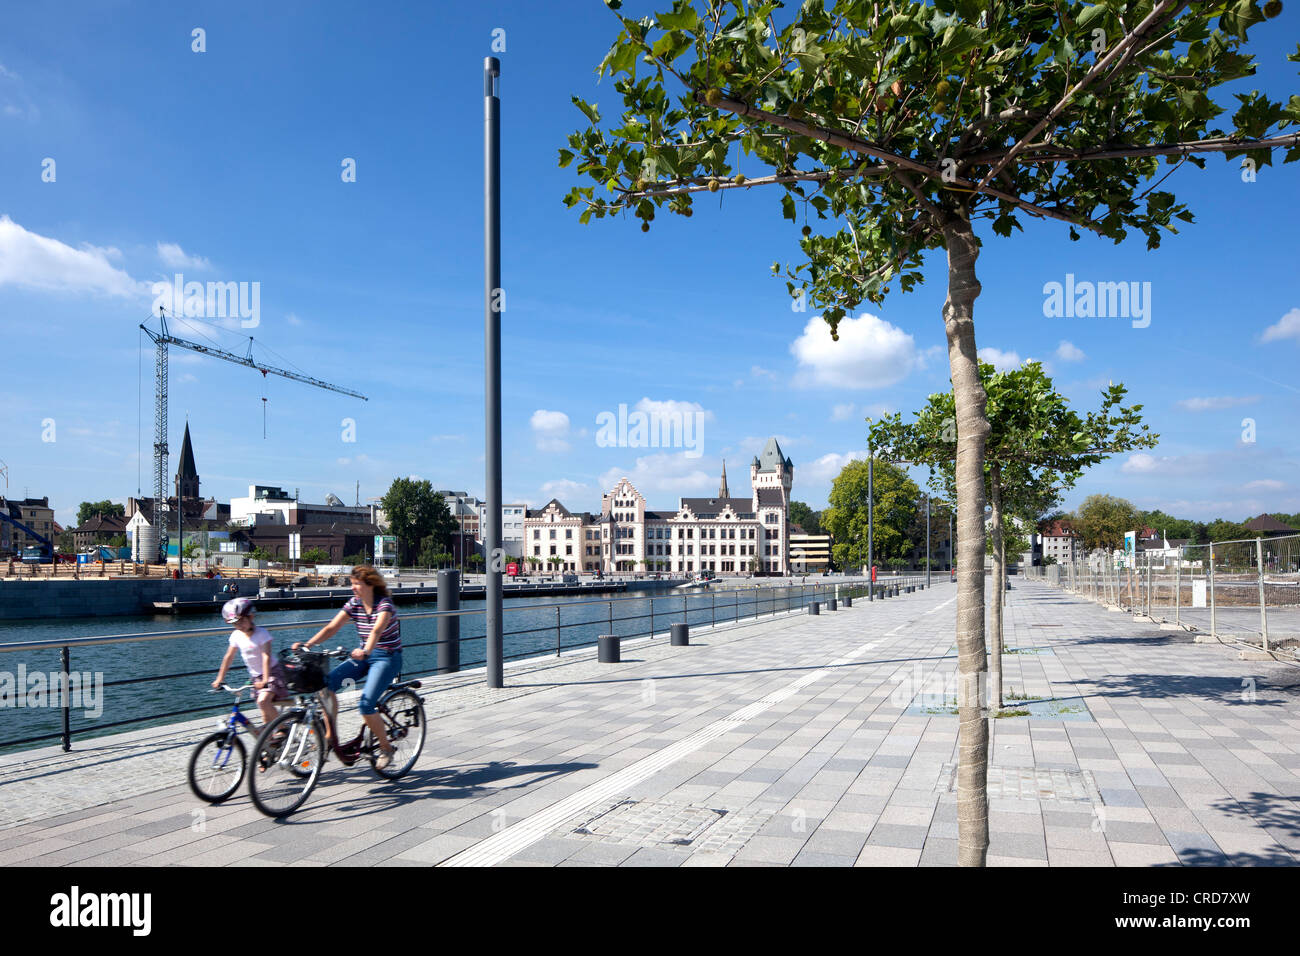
[247,647,426,818]
[187,683,257,803]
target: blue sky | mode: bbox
[2,1,1298,529]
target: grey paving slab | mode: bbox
[4,579,1298,868]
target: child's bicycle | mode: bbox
[188,683,258,803]
[248,647,426,818]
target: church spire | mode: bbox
[176,421,200,500]
[718,459,730,499]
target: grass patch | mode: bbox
[994,708,1031,718]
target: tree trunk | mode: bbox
[989,468,1003,711]
[941,215,990,867]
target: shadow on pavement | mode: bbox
[1080,673,1289,705]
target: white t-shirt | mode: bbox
[229,625,274,679]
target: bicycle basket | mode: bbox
[279,649,328,693]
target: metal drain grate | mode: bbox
[935,764,1102,804]
[558,799,774,853]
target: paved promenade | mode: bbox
[1,578,1298,866]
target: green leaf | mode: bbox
[658,7,698,31]
[1075,4,1108,30]
[782,193,797,222]
[571,96,600,124]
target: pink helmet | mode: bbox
[222,596,254,624]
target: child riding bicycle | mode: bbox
[213,597,287,727]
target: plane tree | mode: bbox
[870,360,1158,706]
[561,0,1299,865]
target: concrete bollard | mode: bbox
[809,602,820,615]
[843,595,852,607]
[828,597,838,611]
[598,634,620,662]
[670,622,689,646]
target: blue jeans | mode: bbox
[326,648,402,715]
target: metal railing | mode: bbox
[0,575,934,753]
[1026,533,1300,653]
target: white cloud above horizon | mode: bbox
[157,242,212,271]
[1175,395,1260,412]
[597,452,716,503]
[790,313,918,389]
[1056,341,1086,362]
[1261,307,1300,344]
[530,409,571,453]
[978,347,1022,371]
[0,216,143,299]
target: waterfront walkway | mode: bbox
[1,579,1298,866]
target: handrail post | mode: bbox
[60,645,72,752]
[555,605,561,657]
[1209,545,1217,639]
[1257,537,1269,652]
[650,596,655,640]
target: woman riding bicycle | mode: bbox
[294,565,399,769]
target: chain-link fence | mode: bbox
[1026,533,1300,654]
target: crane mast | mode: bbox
[138,309,367,564]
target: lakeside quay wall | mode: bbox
[0,578,231,620]
[0,575,691,621]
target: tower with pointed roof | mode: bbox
[750,437,793,510]
[176,421,200,500]
[718,460,730,499]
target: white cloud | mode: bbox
[1261,307,1300,344]
[1243,479,1284,492]
[597,453,715,501]
[801,450,867,485]
[790,313,918,389]
[539,478,592,502]
[285,312,304,326]
[978,347,1022,371]
[750,365,779,382]
[1056,341,1086,362]
[0,216,142,298]
[1176,395,1260,412]
[530,409,571,453]
[175,373,198,384]
[157,242,212,271]
[1121,453,1161,474]
[831,403,856,422]
[632,397,714,424]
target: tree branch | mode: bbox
[971,0,1189,196]
[962,131,1300,165]
[709,94,1106,233]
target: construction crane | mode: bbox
[138,308,367,564]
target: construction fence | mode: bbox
[1026,533,1300,654]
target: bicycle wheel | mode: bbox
[368,690,425,780]
[187,731,246,803]
[248,711,325,817]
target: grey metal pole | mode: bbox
[1256,537,1269,652]
[925,495,931,588]
[1175,551,1181,626]
[1209,544,1217,640]
[867,443,874,601]
[175,475,183,580]
[1145,557,1151,618]
[483,56,503,688]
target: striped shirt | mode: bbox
[343,596,401,652]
